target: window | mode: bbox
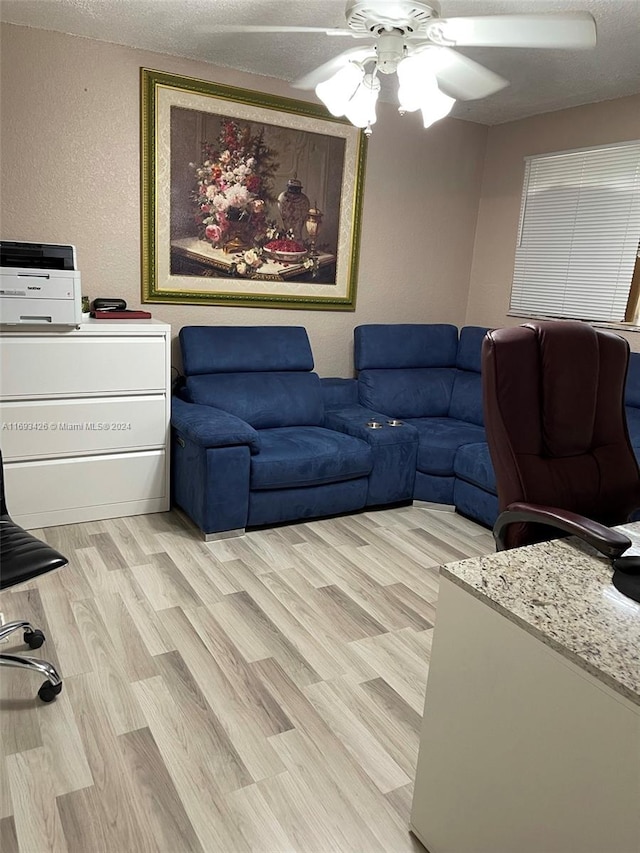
[510,140,640,323]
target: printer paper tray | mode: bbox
[0,297,79,325]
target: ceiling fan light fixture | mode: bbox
[419,88,455,128]
[375,29,406,74]
[211,3,598,132]
[315,62,364,116]
[397,53,436,112]
[343,72,380,128]
[397,52,454,127]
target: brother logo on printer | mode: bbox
[27,285,42,290]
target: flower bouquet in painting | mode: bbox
[191,120,279,260]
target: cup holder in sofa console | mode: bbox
[387,419,404,427]
[366,421,384,429]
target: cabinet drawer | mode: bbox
[4,451,167,520]
[0,395,167,460]
[0,335,167,398]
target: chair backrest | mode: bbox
[178,326,324,428]
[482,320,640,549]
[354,324,459,418]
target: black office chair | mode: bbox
[482,321,640,604]
[0,449,67,701]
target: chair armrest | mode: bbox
[494,501,631,559]
[171,397,260,454]
[323,405,417,445]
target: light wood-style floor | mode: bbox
[0,503,494,853]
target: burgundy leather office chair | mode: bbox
[482,320,640,603]
[0,449,66,701]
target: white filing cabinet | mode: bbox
[0,319,171,528]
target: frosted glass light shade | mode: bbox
[397,54,435,112]
[420,89,455,128]
[315,63,363,116]
[343,74,380,128]
[397,53,455,127]
[317,53,453,134]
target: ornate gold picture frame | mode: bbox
[141,68,367,310]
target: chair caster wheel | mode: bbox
[38,680,62,703]
[24,629,45,649]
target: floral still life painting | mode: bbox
[141,68,367,310]
[192,119,278,256]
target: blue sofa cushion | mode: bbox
[625,405,640,450]
[354,324,458,369]
[180,326,314,375]
[454,479,499,528]
[407,417,486,476]
[250,427,373,490]
[448,326,489,427]
[456,326,490,372]
[625,352,640,408]
[449,371,484,426]
[359,368,457,419]
[454,442,497,494]
[185,372,324,429]
[321,377,359,410]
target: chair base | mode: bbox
[0,618,44,645]
[612,557,640,603]
[0,619,63,702]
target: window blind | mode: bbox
[511,141,640,322]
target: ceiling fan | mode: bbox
[208,1,597,135]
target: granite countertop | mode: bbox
[441,523,640,706]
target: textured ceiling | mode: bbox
[2,0,639,124]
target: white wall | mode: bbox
[465,94,640,348]
[0,23,488,375]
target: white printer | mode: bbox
[0,241,82,326]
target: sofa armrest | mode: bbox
[324,405,418,506]
[324,405,417,444]
[171,396,260,454]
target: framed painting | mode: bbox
[140,68,367,310]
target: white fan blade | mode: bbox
[293,47,376,90]
[413,46,509,100]
[202,25,353,36]
[428,12,596,49]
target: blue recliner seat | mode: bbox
[172,326,377,538]
[354,323,499,528]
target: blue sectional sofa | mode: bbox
[354,324,498,527]
[351,327,640,529]
[170,322,640,539]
